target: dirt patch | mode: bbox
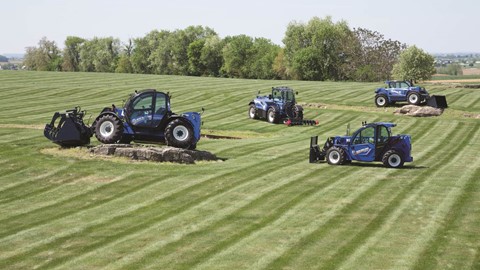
[394,105,443,117]
[42,145,222,164]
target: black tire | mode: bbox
[407,92,421,105]
[95,114,123,144]
[165,119,195,149]
[293,104,303,120]
[382,150,404,168]
[375,94,388,107]
[326,147,346,165]
[267,107,279,124]
[248,104,258,119]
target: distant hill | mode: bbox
[2,53,24,59]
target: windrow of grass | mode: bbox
[0,71,478,269]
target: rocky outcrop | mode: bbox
[90,144,220,164]
[394,105,443,117]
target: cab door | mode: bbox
[350,126,376,162]
[128,92,168,128]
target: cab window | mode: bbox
[353,126,375,145]
[154,93,167,115]
[399,82,409,88]
[378,125,390,143]
[272,90,282,100]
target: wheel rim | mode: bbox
[249,107,255,118]
[173,125,189,141]
[328,151,340,164]
[377,97,386,106]
[99,121,114,137]
[388,153,401,167]
[409,94,418,103]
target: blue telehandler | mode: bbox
[309,122,413,168]
[44,89,202,149]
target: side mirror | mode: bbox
[296,91,299,95]
[268,94,273,99]
[200,107,205,115]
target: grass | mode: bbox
[0,70,479,269]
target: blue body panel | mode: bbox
[181,112,202,141]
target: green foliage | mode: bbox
[350,28,406,81]
[79,37,120,73]
[221,35,254,78]
[62,36,85,71]
[283,16,353,81]
[23,37,62,71]
[392,45,436,82]
[0,55,8,62]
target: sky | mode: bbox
[1,0,478,55]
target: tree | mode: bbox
[391,45,436,82]
[200,35,224,77]
[23,37,62,71]
[248,38,280,79]
[283,16,354,81]
[221,35,254,78]
[62,36,85,71]
[79,37,120,72]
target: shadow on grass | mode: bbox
[312,161,427,170]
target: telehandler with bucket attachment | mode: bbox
[44,89,202,149]
[374,80,447,108]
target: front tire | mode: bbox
[382,150,404,168]
[326,147,346,165]
[165,119,195,149]
[375,94,388,107]
[267,107,279,124]
[407,92,421,105]
[248,105,258,119]
[95,114,123,144]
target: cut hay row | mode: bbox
[0,71,478,269]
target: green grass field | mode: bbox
[0,71,479,269]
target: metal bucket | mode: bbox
[44,107,92,147]
[426,95,448,108]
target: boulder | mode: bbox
[394,105,443,117]
[90,144,219,164]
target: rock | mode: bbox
[90,144,219,164]
[394,105,443,117]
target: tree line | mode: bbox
[23,16,435,82]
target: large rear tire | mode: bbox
[326,147,346,165]
[95,114,123,144]
[382,150,404,168]
[165,119,195,149]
